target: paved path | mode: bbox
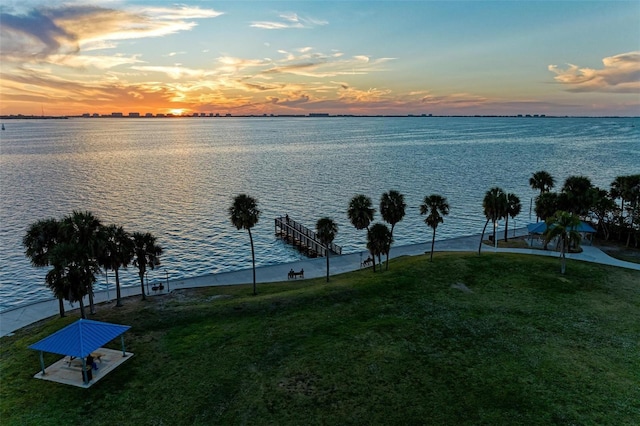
[2,228,638,337]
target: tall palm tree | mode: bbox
[60,211,104,316]
[229,194,261,295]
[543,211,582,274]
[610,175,629,239]
[529,170,555,195]
[348,194,375,232]
[610,174,640,244]
[591,188,617,241]
[23,218,66,317]
[99,224,134,307]
[420,194,450,262]
[132,232,163,301]
[534,192,559,222]
[529,171,555,222]
[44,264,71,317]
[379,190,406,270]
[48,240,100,319]
[316,217,338,282]
[504,193,522,241]
[478,187,507,255]
[561,175,594,216]
[366,223,393,272]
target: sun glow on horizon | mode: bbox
[0,1,637,117]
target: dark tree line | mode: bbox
[23,211,162,318]
[531,172,640,246]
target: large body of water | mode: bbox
[1,117,638,311]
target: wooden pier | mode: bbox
[275,216,342,258]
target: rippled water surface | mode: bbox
[1,117,638,310]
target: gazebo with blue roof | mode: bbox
[29,318,132,386]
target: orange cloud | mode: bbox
[548,51,640,93]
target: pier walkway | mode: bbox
[275,216,342,257]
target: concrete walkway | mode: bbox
[2,228,638,338]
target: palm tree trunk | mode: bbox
[58,296,65,318]
[115,268,123,307]
[372,253,377,272]
[139,272,146,300]
[478,219,490,255]
[249,229,256,295]
[325,245,330,282]
[88,289,96,315]
[504,216,509,242]
[430,228,436,262]
[560,239,566,274]
[492,219,497,244]
[79,297,86,319]
[386,224,395,271]
[618,198,625,240]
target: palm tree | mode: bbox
[379,190,406,270]
[611,174,640,245]
[561,175,594,216]
[478,187,507,254]
[420,194,450,262]
[366,223,393,272]
[590,188,617,241]
[132,232,163,301]
[229,194,261,295]
[529,171,555,222]
[60,211,104,316]
[316,217,338,282]
[543,211,582,274]
[610,175,629,240]
[529,170,555,195]
[534,192,559,222]
[48,240,100,319]
[43,264,70,317]
[347,194,375,232]
[23,218,66,317]
[99,225,134,307]
[504,193,522,241]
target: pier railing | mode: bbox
[275,216,342,257]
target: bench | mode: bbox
[287,268,304,279]
[361,257,373,268]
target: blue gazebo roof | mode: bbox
[28,319,130,358]
[527,221,596,235]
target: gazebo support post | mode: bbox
[121,335,127,357]
[39,351,45,375]
[81,359,88,384]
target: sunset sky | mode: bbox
[1,1,639,117]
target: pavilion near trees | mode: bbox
[29,319,132,387]
[526,221,596,246]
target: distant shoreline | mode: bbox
[2,114,638,120]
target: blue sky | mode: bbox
[1,0,638,116]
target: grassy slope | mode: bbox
[1,253,639,425]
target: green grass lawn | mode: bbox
[2,253,639,425]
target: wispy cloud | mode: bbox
[0,4,223,63]
[548,51,640,93]
[250,12,328,30]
